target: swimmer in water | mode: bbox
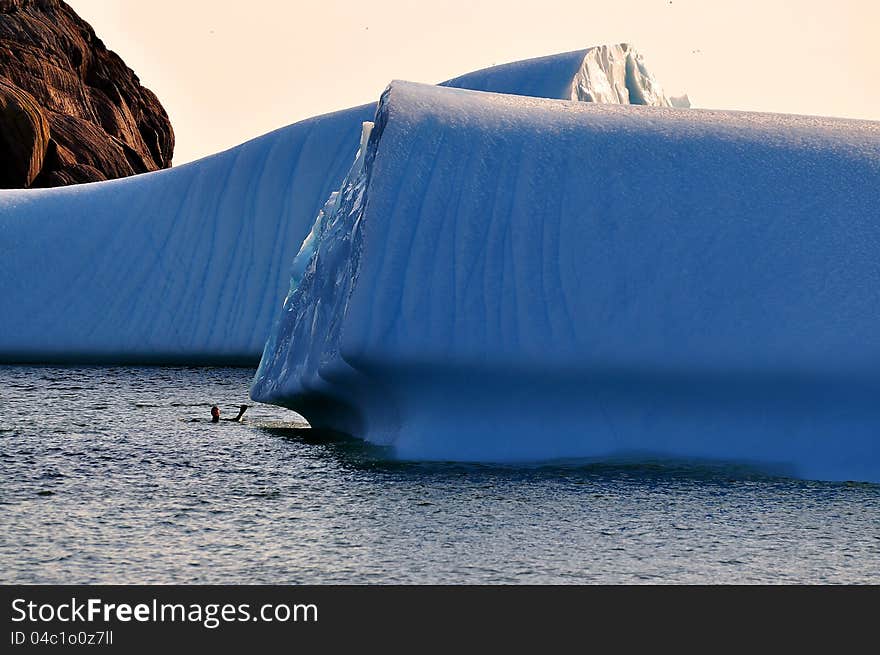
[208,404,249,423]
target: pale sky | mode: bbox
[66,0,879,165]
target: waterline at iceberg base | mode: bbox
[252,82,880,483]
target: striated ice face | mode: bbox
[289,122,375,293]
[254,119,377,415]
[254,81,880,482]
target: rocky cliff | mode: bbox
[0,0,173,187]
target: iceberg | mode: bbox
[252,81,880,483]
[0,44,671,364]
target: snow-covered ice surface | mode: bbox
[0,105,373,363]
[0,45,667,364]
[253,81,880,483]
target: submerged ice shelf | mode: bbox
[253,81,880,483]
[0,44,671,364]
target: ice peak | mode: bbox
[442,43,679,108]
[569,43,671,106]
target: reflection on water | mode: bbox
[1,366,878,584]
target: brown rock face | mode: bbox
[0,0,174,188]
[0,76,49,186]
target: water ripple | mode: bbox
[1,365,878,584]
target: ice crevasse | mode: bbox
[253,81,880,483]
[0,44,673,364]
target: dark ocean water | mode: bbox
[1,366,878,584]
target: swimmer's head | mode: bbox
[211,405,220,419]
